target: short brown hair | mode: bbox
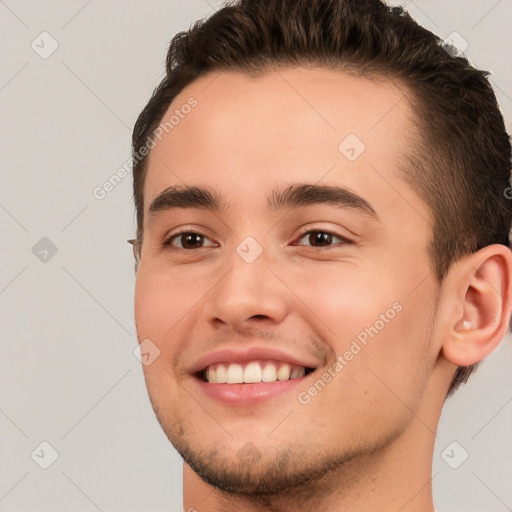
[131,0,512,396]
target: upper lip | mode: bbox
[189,345,321,375]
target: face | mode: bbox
[134,67,441,495]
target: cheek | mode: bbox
[134,265,211,393]
[285,261,397,341]
[288,259,435,384]
[134,269,187,406]
[134,266,196,340]
[292,269,435,437]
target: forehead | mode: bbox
[143,67,428,227]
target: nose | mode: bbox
[202,243,289,333]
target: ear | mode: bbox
[440,244,512,366]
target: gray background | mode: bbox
[0,0,511,510]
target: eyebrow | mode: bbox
[148,183,379,220]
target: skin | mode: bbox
[133,67,512,512]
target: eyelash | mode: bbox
[162,228,354,251]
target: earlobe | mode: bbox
[441,244,512,367]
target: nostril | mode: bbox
[250,315,269,320]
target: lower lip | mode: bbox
[193,374,311,406]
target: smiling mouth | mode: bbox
[197,360,316,384]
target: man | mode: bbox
[129,0,512,510]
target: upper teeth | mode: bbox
[205,361,307,384]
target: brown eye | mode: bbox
[164,231,216,250]
[295,230,353,248]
